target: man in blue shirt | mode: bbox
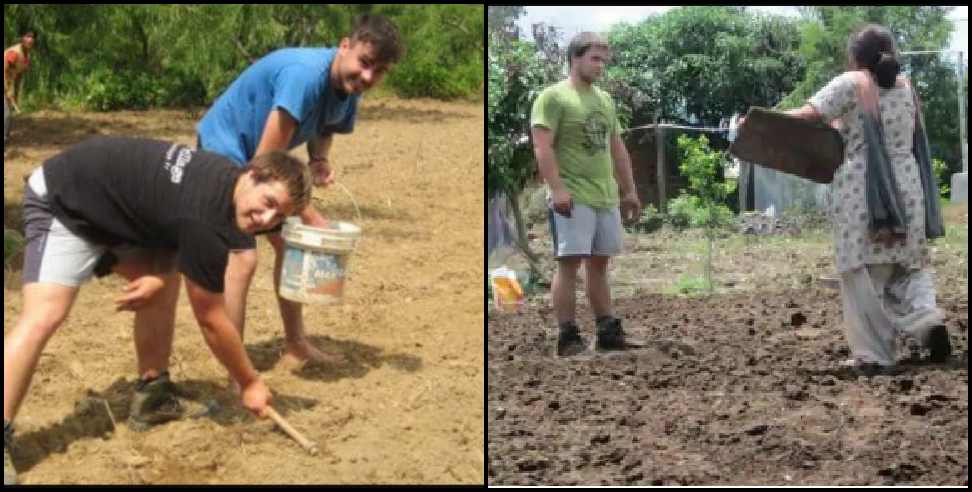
[196,15,403,374]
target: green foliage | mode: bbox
[606,6,805,127]
[385,5,484,99]
[630,203,665,233]
[672,274,709,296]
[675,134,737,294]
[487,6,526,35]
[3,4,483,110]
[677,134,737,226]
[487,32,560,196]
[932,157,950,198]
[4,228,24,266]
[778,7,961,181]
[665,193,701,229]
[780,7,953,108]
[666,192,734,230]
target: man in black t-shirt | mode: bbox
[3,136,312,486]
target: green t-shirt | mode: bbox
[530,80,621,208]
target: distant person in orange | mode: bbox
[4,31,35,115]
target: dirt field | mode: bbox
[488,204,968,486]
[4,97,484,484]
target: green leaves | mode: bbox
[487,33,559,197]
[606,6,804,126]
[784,6,962,179]
[4,5,483,109]
[675,134,736,229]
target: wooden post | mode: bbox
[656,123,667,212]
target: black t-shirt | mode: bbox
[43,136,256,293]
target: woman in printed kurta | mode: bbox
[784,24,951,371]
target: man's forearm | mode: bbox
[198,313,260,388]
[611,140,637,195]
[308,134,333,161]
[535,147,568,193]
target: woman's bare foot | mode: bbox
[279,340,349,370]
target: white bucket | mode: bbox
[279,218,361,305]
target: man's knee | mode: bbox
[16,303,69,344]
[557,257,584,276]
[586,255,611,273]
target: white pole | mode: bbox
[957,50,968,175]
[899,49,968,202]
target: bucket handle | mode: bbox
[313,182,363,225]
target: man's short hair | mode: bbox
[246,152,313,215]
[349,14,405,65]
[567,32,609,68]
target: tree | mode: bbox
[487,6,526,37]
[780,6,961,180]
[4,5,484,109]
[487,31,563,277]
[606,6,805,128]
[676,134,736,293]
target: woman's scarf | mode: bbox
[849,71,944,243]
[850,70,908,243]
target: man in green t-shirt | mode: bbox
[530,31,641,357]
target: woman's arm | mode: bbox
[785,103,823,123]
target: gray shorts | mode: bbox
[21,168,174,286]
[548,202,623,258]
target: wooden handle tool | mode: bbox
[267,407,319,456]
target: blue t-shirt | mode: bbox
[197,47,359,166]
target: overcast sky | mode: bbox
[515,6,968,57]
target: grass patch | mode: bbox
[661,274,710,297]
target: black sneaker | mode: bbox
[128,372,185,432]
[595,317,626,351]
[557,322,586,357]
[926,325,952,363]
[843,360,901,378]
[4,421,15,486]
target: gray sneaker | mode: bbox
[128,372,185,432]
[4,421,15,486]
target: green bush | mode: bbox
[632,203,665,233]
[665,193,733,229]
[673,274,708,295]
[388,57,482,100]
[4,228,24,266]
[932,158,950,198]
[666,193,702,229]
[78,68,165,111]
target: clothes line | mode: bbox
[621,123,731,135]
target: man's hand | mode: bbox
[241,378,273,418]
[309,158,335,188]
[621,191,642,226]
[299,203,329,229]
[115,276,166,311]
[551,188,573,218]
[303,212,329,229]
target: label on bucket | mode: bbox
[280,247,350,304]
